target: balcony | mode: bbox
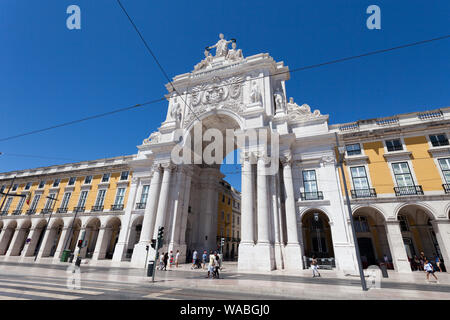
[57,207,68,213]
[91,205,104,212]
[443,184,450,194]
[111,204,124,211]
[394,185,424,196]
[73,206,85,213]
[300,191,324,201]
[40,209,53,214]
[0,211,8,216]
[26,209,36,215]
[351,188,377,199]
[12,210,22,215]
[135,202,146,210]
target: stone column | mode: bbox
[238,152,255,271]
[281,153,304,270]
[271,174,284,269]
[112,177,139,262]
[168,167,186,253]
[431,220,450,273]
[177,167,192,263]
[253,152,275,271]
[131,165,162,267]
[6,228,22,256]
[0,227,14,255]
[92,227,107,260]
[52,227,69,261]
[151,163,174,257]
[385,220,412,273]
[37,226,57,259]
[22,227,40,257]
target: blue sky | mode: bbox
[0,0,449,191]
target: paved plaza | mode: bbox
[0,258,449,300]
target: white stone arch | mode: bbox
[32,218,47,229]
[50,217,65,228]
[299,206,334,225]
[83,216,101,229]
[0,220,18,255]
[300,207,335,260]
[19,219,32,229]
[6,220,17,229]
[444,202,450,219]
[352,204,388,221]
[394,202,438,221]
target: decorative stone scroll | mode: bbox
[142,131,161,145]
[286,97,321,122]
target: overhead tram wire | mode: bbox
[0,34,448,143]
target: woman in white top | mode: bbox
[424,260,438,281]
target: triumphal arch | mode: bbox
[112,34,360,273]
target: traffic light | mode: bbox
[145,245,149,251]
[221,237,225,246]
[150,239,156,249]
[77,240,83,248]
[158,227,164,239]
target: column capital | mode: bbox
[255,151,271,165]
[240,151,256,164]
[160,162,176,171]
[385,219,401,225]
[280,151,292,167]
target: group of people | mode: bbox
[410,252,443,273]
[190,249,222,279]
[158,250,181,271]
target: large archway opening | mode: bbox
[353,207,393,269]
[105,217,121,259]
[0,220,17,255]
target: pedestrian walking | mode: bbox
[424,259,438,282]
[311,256,321,277]
[191,250,198,269]
[159,252,164,270]
[206,250,215,278]
[169,250,174,268]
[419,252,427,271]
[213,252,220,279]
[435,256,442,272]
[175,250,180,268]
[163,252,169,271]
[202,250,207,269]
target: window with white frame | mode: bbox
[12,184,18,192]
[392,162,414,186]
[24,182,31,190]
[84,175,92,184]
[430,134,449,147]
[438,158,450,184]
[44,193,57,209]
[120,171,129,181]
[302,170,318,193]
[30,195,40,210]
[140,185,150,204]
[386,139,403,152]
[95,189,106,207]
[350,166,370,190]
[60,192,71,209]
[38,180,45,189]
[77,191,89,207]
[101,173,110,183]
[53,179,61,187]
[68,177,76,186]
[346,143,362,156]
[16,196,26,211]
[114,188,125,205]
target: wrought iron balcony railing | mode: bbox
[26,209,36,215]
[0,211,8,216]
[111,204,124,211]
[57,207,68,213]
[12,210,21,215]
[40,208,53,214]
[91,205,104,212]
[351,188,377,199]
[443,184,450,194]
[300,191,324,201]
[73,206,85,213]
[394,185,424,196]
[135,202,146,209]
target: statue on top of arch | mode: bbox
[193,33,243,71]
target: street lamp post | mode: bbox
[334,132,368,291]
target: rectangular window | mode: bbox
[53,179,61,187]
[60,192,71,209]
[30,195,40,210]
[38,180,45,189]
[84,175,92,184]
[346,143,362,156]
[222,194,225,202]
[44,193,57,209]
[4,197,13,212]
[221,211,225,221]
[12,184,18,192]
[120,171,129,181]
[114,188,125,205]
[95,189,106,207]
[77,191,89,207]
[16,196,26,211]
[430,134,449,147]
[140,185,150,204]
[227,213,230,222]
[101,173,110,183]
[351,166,369,190]
[228,197,231,205]
[386,139,403,152]
[24,182,31,190]
[438,158,450,183]
[68,177,76,186]
[392,162,414,187]
[303,170,318,193]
